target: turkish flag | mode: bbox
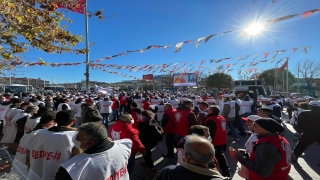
[278,60,288,73]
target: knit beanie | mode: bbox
[255,118,284,134]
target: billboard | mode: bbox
[142,74,154,81]
[173,73,197,87]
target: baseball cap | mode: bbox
[261,98,271,101]
[86,99,94,104]
[223,94,230,98]
[242,115,261,121]
[309,101,320,107]
[230,94,236,97]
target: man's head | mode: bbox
[309,101,320,111]
[188,125,210,139]
[253,118,284,135]
[55,110,76,126]
[64,98,70,104]
[223,94,230,101]
[25,105,39,115]
[40,111,57,128]
[76,122,110,151]
[164,103,173,111]
[184,134,215,167]
[130,102,138,108]
[261,98,271,105]
[242,115,261,129]
[230,94,236,100]
[11,98,24,107]
[199,102,209,111]
[257,107,273,118]
[183,100,194,111]
[207,105,220,116]
[20,102,32,110]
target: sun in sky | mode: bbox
[245,23,264,35]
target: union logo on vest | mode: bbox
[175,112,182,122]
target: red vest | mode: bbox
[204,115,227,146]
[109,121,129,140]
[120,96,128,105]
[142,101,151,110]
[249,135,291,180]
[112,99,119,110]
[131,109,142,129]
[162,109,176,133]
[175,109,191,136]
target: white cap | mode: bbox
[79,96,84,99]
[13,96,19,98]
[207,99,216,103]
[223,94,230,98]
[261,98,271,101]
[296,98,305,102]
[309,101,320,107]
[230,94,236,97]
[247,115,261,121]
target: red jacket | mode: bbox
[110,121,145,158]
[204,114,227,146]
[175,108,192,137]
[119,95,128,105]
[249,135,291,180]
[162,108,176,133]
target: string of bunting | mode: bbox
[92,8,319,62]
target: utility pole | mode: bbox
[85,1,90,92]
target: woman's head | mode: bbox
[141,110,153,119]
[119,114,134,124]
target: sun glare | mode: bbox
[245,23,264,35]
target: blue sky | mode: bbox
[15,0,320,83]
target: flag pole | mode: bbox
[297,62,300,95]
[85,0,90,92]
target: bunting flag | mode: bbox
[303,46,312,54]
[254,68,258,73]
[57,0,86,14]
[292,48,298,53]
[195,37,205,48]
[226,64,232,69]
[266,14,300,25]
[238,69,241,75]
[269,59,276,64]
[221,30,235,35]
[260,60,268,62]
[264,52,270,58]
[261,68,264,73]
[163,44,172,50]
[204,34,217,43]
[302,8,320,19]
[276,58,284,64]
[174,42,184,53]
[240,63,246,68]
[273,50,286,58]
[244,69,248,74]
[200,60,206,65]
[249,68,253,73]
[153,45,164,49]
[253,54,259,61]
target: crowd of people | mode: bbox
[0,90,318,180]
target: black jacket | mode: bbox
[81,104,103,123]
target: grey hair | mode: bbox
[78,122,108,143]
[0,173,23,180]
[25,105,39,114]
[184,134,215,165]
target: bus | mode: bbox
[232,80,270,99]
[44,86,65,93]
[27,85,34,92]
[0,84,28,93]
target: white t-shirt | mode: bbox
[27,129,76,180]
[100,100,113,113]
[151,98,160,105]
[156,104,165,121]
[223,101,236,118]
[0,104,10,120]
[169,99,179,109]
[61,139,132,180]
[234,99,245,115]
[24,116,41,133]
[57,103,71,112]
[72,102,83,118]
[134,98,144,109]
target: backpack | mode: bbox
[149,119,164,143]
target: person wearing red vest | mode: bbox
[142,97,151,110]
[110,114,146,174]
[119,93,128,115]
[129,102,143,129]
[230,118,291,180]
[111,96,120,121]
[175,100,197,143]
[160,103,177,157]
[204,106,231,177]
